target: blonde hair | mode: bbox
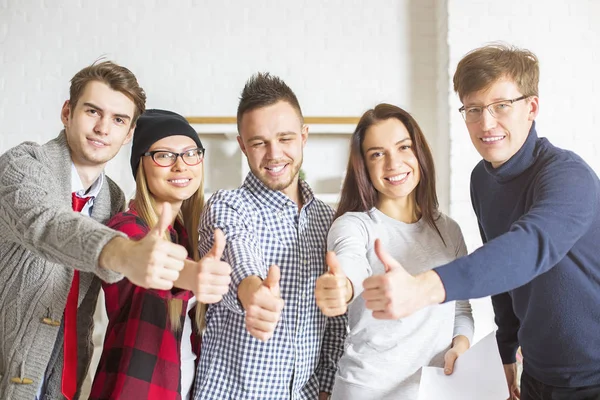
[134,162,207,332]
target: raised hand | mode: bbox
[238,265,284,342]
[315,251,352,316]
[107,202,188,290]
[362,239,424,319]
[179,229,232,303]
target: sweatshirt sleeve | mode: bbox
[327,213,372,299]
[0,142,124,281]
[436,160,599,301]
[448,219,474,343]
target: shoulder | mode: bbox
[104,176,126,211]
[331,210,376,234]
[434,212,464,239]
[107,210,149,240]
[309,197,334,221]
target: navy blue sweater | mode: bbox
[436,123,600,388]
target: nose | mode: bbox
[480,107,497,131]
[266,142,283,159]
[171,155,188,171]
[385,151,404,170]
[94,116,110,136]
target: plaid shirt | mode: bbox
[195,173,348,400]
[90,208,200,400]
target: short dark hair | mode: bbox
[236,72,303,131]
[69,60,146,124]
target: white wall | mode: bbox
[1,0,441,201]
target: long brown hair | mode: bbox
[135,162,207,332]
[335,103,444,243]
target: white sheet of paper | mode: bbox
[418,331,509,400]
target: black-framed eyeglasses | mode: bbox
[459,95,528,123]
[143,147,205,167]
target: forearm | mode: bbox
[317,313,348,392]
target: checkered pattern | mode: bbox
[90,208,200,400]
[195,173,348,400]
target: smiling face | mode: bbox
[462,79,539,168]
[61,80,136,169]
[362,118,420,210]
[142,135,204,208]
[237,100,307,200]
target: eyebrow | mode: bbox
[151,145,199,152]
[82,102,132,121]
[365,137,411,152]
[247,131,297,141]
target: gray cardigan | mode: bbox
[0,132,126,399]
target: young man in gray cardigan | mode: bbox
[0,61,189,399]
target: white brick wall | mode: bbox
[1,0,440,198]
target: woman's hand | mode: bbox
[443,335,470,375]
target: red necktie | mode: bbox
[62,192,91,399]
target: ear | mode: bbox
[237,135,248,156]
[527,96,539,121]
[60,100,72,126]
[301,124,309,147]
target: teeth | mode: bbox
[267,165,285,172]
[92,140,105,146]
[169,179,190,184]
[481,136,504,142]
[388,173,408,182]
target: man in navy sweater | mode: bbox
[362,44,600,400]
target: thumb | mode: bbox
[207,229,225,259]
[374,239,401,273]
[444,349,458,375]
[151,202,172,238]
[263,265,281,291]
[326,251,344,276]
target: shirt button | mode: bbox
[11,377,33,384]
[277,211,283,219]
[41,317,61,326]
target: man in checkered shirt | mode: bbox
[195,73,348,400]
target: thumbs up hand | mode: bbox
[362,239,419,320]
[238,265,285,342]
[183,229,232,303]
[120,202,188,290]
[315,251,352,317]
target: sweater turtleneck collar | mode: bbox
[483,121,538,183]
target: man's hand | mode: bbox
[318,392,330,400]
[315,251,352,317]
[503,363,521,400]
[362,239,445,319]
[100,203,188,290]
[238,265,284,342]
[443,335,470,375]
[178,229,232,303]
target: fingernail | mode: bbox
[444,368,451,374]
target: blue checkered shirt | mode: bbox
[195,172,347,400]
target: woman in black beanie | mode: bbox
[90,109,231,400]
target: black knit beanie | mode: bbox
[130,109,203,178]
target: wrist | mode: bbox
[98,236,129,274]
[238,276,263,309]
[417,270,446,306]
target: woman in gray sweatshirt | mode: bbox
[315,103,474,400]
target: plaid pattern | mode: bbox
[90,208,200,400]
[195,173,348,400]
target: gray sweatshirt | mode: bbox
[328,209,474,400]
[0,132,125,399]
